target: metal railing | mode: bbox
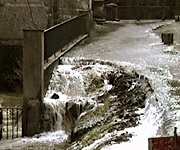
[44,14,87,61]
[0,107,22,140]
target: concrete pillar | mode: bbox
[85,11,91,34]
[161,33,174,45]
[175,15,180,22]
[93,0,105,19]
[23,30,44,137]
[78,10,92,34]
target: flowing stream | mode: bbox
[0,20,180,150]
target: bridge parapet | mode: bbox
[23,13,90,137]
[44,14,88,61]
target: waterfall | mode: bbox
[42,56,179,150]
[0,56,177,150]
[43,58,116,134]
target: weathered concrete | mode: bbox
[93,0,105,19]
[161,33,174,45]
[79,10,93,34]
[22,13,90,136]
[23,30,44,136]
[105,3,118,21]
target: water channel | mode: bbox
[0,20,180,150]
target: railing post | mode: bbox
[161,33,174,45]
[0,104,2,140]
[85,12,91,34]
[23,30,44,137]
[83,11,92,34]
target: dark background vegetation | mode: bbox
[0,45,22,92]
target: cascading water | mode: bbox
[0,56,154,149]
[41,57,155,149]
[43,58,118,134]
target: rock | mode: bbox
[51,93,59,99]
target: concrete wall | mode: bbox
[93,1,105,19]
[103,0,180,20]
[23,30,44,136]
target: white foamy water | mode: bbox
[0,130,68,150]
[64,20,180,149]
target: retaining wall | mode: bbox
[104,0,180,20]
